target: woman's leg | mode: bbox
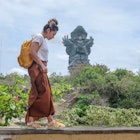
[47,115,53,123]
[27,116,42,128]
[28,116,34,122]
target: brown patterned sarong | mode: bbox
[25,62,55,123]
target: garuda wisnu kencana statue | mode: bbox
[62,25,94,71]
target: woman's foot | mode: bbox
[27,122,43,129]
[47,120,65,129]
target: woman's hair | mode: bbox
[43,18,59,32]
[48,18,58,26]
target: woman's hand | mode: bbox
[40,64,48,73]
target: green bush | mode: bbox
[0,73,29,126]
[68,65,140,109]
[60,105,140,127]
[0,92,28,126]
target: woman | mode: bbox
[26,19,65,129]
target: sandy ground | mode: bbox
[4,101,66,128]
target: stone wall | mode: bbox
[0,127,140,140]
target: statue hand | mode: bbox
[62,35,73,46]
[86,36,94,46]
[89,36,94,42]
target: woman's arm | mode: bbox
[30,42,47,73]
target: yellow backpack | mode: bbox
[17,40,33,69]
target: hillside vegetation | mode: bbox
[0,64,140,126]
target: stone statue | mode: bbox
[62,25,94,71]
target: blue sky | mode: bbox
[0,0,140,75]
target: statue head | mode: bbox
[71,26,87,41]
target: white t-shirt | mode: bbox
[32,33,48,62]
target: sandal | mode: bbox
[47,120,65,129]
[27,122,43,129]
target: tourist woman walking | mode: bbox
[25,19,65,129]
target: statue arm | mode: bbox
[86,36,94,46]
[85,37,94,54]
[62,35,75,55]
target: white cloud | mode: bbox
[8,67,28,75]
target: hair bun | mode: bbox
[48,18,58,27]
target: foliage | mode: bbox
[49,72,74,101]
[0,73,29,126]
[107,69,140,108]
[0,93,28,126]
[51,83,74,101]
[68,65,140,109]
[0,64,140,127]
[60,105,140,127]
[74,91,100,111]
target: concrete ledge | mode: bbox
[0,126,140,134]
[0,127,140,140]
[0,127,140,135]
